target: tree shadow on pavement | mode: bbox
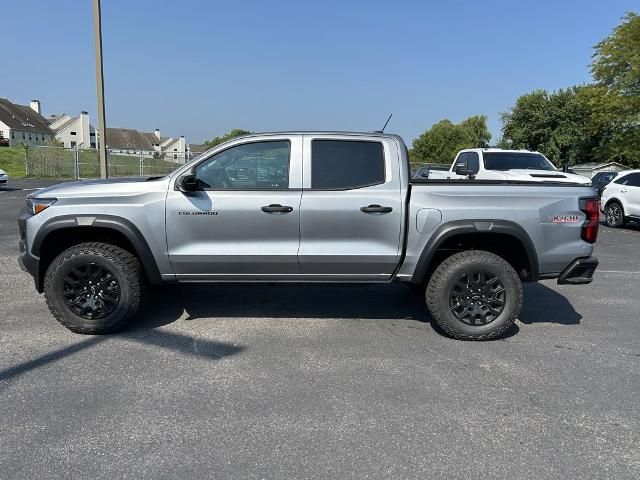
[0,293,244,385]
[519,282,582,325]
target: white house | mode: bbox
[0,98,54,146]
[572,162,631,179]
[48,111,97,149]
[161,135,187,160]
[104,127,187,161]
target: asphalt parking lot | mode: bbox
[1,179,639,479]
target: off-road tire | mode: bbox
[426,250,523,340]
[44,242,142,334]
[605,201,625,228]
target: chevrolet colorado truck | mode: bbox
[18,132,600,339]
[424,148,591,184]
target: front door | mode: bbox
[166,136,303,280]
[297,135,404,280]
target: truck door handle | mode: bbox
[261,204,293,213]
[621,189,628,193]
[360,204,393,213]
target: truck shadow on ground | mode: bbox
[0,282,581,384]
[519,282,582,325]
[135,281,582,331]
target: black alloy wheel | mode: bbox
[62,263,121,319]
[449,270,505,326]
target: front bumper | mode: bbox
[557,257,599,285]
[18,208,42,292]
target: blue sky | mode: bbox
[1,0,637,144]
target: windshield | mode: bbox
[483,152,556,171]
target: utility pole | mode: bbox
[93,0,108,178]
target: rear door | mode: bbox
[298,135,403,280]
[165,135,303,280]
[621,173,640,216]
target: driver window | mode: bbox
[195,140,290,190]
[467,152,480,174]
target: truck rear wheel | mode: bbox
[44,242,142,334]
[426,250,523,340]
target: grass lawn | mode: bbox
[0,147,28,178]
[0,147,180,179]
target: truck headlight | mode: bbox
[26,197,57,215]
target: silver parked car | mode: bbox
[18,132,600,340]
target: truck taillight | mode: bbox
[580,198,600,243]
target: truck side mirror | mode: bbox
[177,173,198,193]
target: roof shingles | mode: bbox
[105,128,160,150]
[0,98,53,134]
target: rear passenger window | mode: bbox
[625,173,640,187]
[311,140,385,189]
[614,173,640,186]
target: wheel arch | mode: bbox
[411,220,539,286]
[603,197,624,212]
[32,215,162,292]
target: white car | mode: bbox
[601,169,640,227]
[427,148,591,184]
[0,168,8,186]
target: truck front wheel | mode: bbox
[44,242,142,334]
[426,250,523,340]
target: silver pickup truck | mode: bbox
[18,132,600,340]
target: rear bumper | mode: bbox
[557,257,598,285]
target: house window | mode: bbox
[70,141,77,147]
[70,131,76,135]
[29,133,32,140]
[90,132,95,136]
[90,143,96,148]
[22,133,25,140]
[11,132,15,139]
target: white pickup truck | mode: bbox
[424,148,590,184]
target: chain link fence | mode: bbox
[21,146,189,179]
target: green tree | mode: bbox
[592,12,640,97]
[589,12,640,165]
[500,87,601,165]
[410,115,491,165]
[204,128,252,148]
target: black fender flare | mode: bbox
[411,219,539,284]
[31,214,163,285]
